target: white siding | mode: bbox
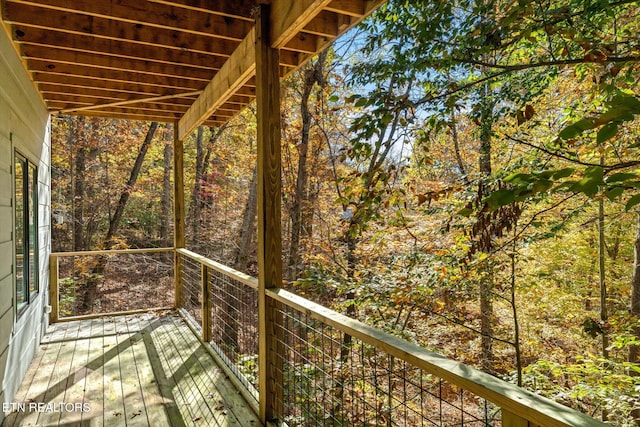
[0,24,51,424]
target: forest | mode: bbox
[50,0,639,424]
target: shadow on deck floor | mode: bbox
[2,311,261,427]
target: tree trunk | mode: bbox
[188,126,205,245]
[82,121,157,311]
[234,168,258,272]
[72,117,86,252]
[104,121,158,247]
[288,52,326,281]
[629,212,640,424]
[160,138,172,247]
[598,196,609,360]
[628,212,640,368]
[478,81,494,374]
[450,110,468,182]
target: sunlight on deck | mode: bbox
[2,312,261,426]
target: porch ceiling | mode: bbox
[0,0,382,134]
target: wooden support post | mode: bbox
[256,3,284,423]
[201,264,211,342]
[502,410,534,427]
[173,121,185,309]
[49,255,59,323]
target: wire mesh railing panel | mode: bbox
[207,268,259,401]
[56,250,174,318]
[171,253,603,427]
[178,253,203,326]
[271,301,501,427]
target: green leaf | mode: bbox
[613,94,640,113]
[559,125,579,140]
[486,189,515,208]
[553,181,576,191]
[583,166,604,183]
[531,179,553,193]
[559,118,595,139]
[355,97,368,108]
[626,194,640,211]
[553,168,575,179]
[504,173,531,184]
[328,95,339,103]
[596,122,618,144]
[605,172,637,183]
[604,186,624,201]
[457,207,473,217]
[571,180,599,197]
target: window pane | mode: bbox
[28,163,37,295]
[15,157,27,310]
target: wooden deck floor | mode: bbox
[2,312,261,427]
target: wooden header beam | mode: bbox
[177,27,256,140]
[178,0,332,140]
[270,0,332,48]
[177,0,384,139]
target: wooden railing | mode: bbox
[175,249,607,427]
[49,248,174,321]
[48,248,607,425]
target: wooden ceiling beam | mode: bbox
[43,90,205,113]
[29,62,207,91]
[325,0,366,17]
[14,28,228,70]
[178,27,256,139]
[219,102,251,115]
[224,95,254,106]
[179,0,364,136]
[146,0,255,21]
[5,0,252,41]
[4,3,241,57]
[33,73,189,98]
[270,0,332,48]
[37,82,165,99]
[105,103,243,119]
[325,0,384,19]
[282,32,325,54]
[100,104,192,116]
[304,11,341,37]
[12,25,301,69]
[54,109,182,123]
[43,93,124,104]
[47,101,94,109]
[56,107,228,127]
[22,46,217,82]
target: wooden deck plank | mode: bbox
[2,331,50,427]
[57,318,93,426]
[169,315,261,426]
[36,319,82,425]
[140,316,186,427]
[125,314,172,426]
[102,317,127,427]
[159,315,232,426]
[6,312,262,427]
[116,316,149,426]
[149,316,205,423]
[9,341,62,426]
[41,320,68,344]
[81,317,106,426]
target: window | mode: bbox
[15,152,38,314]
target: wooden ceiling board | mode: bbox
[1,0,384,129]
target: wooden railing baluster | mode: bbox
[201,263,211,342]
[49,254,58,323]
